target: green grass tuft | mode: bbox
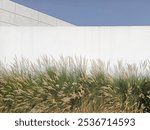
[0,56,150,113]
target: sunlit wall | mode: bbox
[0,27,150,64]
[0,0,73,26]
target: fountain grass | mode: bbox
[0,56,150,113]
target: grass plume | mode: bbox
[0,56,150,113]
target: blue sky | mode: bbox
[12,0,150,26]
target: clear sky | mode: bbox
[12,0,150,26]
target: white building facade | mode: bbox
[0,1,150,65]
[1,27,150,64]
[0,0,74,26]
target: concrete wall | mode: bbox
[0,0,73,26]
[1,27,150,64]
[0,27,100,63]
[99,26,150,64]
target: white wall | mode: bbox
[0,27,100,63]
[99,26,150,64]
[0,27,150,64]
[0,0,73,26]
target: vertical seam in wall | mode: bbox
[14,2,16,25]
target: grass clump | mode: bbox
[0,56,150,113]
